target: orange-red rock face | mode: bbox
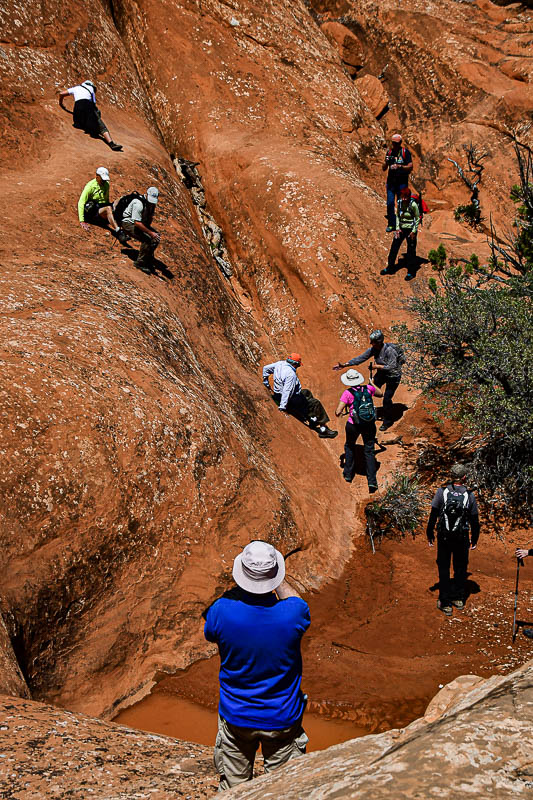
[0,0,531,732]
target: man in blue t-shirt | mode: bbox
[204,540,310,791]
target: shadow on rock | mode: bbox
[121,246,174,280]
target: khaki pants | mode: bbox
[122,219,158,268]
[214,713,308,791]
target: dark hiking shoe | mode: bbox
[343,475,353,483]
[386,225,395,232]
[452,599,465,609]
[523,628,533,639]
[113,229,129,245]
[368,484,378,494]
[108,141,123,151]
[379,421,393,431]
[134,261,152,274]
[318,428,338,439]
[405,272,415,281]
[437,600,453,616]
[380,267,393,275]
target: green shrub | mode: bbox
[365,472,429,551]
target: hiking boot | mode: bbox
[308,415,319,430]
[437,600,453,616]
[523,628,533,639]
[343,474,353,483]
[368,484,378,494]
[380,267,393,276]
[451,599,465,609]
[113,229,129,245]
[318,427,338,439]
[379,421,393,432]
[386,225,395,232]
[134,260,152,274]
[108,141,123,151]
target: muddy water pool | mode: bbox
[114,691,367,752]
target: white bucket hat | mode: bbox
[233,541,285,594]
[341,369,364,387]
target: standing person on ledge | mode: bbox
[427,463,480,616]
[381,185,420,281]
[383,133,413,231]
[335,369,382,493]
[514,546,533,639]
[332,330,404,432]
[204,540,310,791]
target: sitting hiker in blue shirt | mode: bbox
[262,352,337,438]
[204,540,310,791]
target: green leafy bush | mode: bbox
[365,472,429,551]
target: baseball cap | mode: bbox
[96,167,110,182]
[146,187,159,205]
[391,133,402,143]
[288,352,302,364]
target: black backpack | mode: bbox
[438,486,471,536]
[348,386,376,424]
[114,192,147,225]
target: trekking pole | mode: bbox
[512,557,524,643]
[369,362,374,382]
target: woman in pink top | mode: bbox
[335,369,383,493]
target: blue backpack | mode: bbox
[348,386,376,423]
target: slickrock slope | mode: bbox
[0,0,356,719]
[2,661,532,798]
[0,694,217,798]
[0,0,532,752]
[228,659,533,799]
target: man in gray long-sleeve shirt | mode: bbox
[263,353,337,439]
[333,330,403,431]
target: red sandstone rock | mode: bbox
[355,74,389,118]
[0,694,217,798]
[321,22,365,71]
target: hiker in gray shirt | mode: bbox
[118,187,161,274]
[333,330,403,431]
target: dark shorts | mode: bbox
[84,201,110,222]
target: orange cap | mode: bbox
[289,352,302,364]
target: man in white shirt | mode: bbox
[263,354,337,439]
[119,187,161,274]
[57,80,122,151]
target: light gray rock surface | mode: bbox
[227,660,533,798]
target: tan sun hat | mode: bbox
[341,369,364,387]
[232,541,285,594]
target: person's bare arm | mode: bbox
[135,220,160,241]
[369,381,383,398]
[276,578,301,599]
[335,400,348,417]
[516,548,530,560]
[57,89,70,110]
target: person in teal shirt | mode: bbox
[381,186,420,281]
[77,167,128,243]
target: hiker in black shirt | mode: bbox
[383,133,413,232]
[427,463,480,616]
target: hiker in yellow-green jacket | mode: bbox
[78,168,128,244]
[381,186,420,281]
